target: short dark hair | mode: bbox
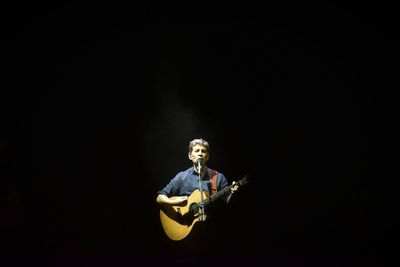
[188,138,210,152]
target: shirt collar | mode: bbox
[190,166,210,179]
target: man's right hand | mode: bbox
[171,196,188,205]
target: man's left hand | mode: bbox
[231,181,239,194]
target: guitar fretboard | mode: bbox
[201,177,247,206]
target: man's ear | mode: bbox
[188,152,193,160]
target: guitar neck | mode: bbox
[201,185,232,206]
[200,176,248,206]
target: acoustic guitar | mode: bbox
[159,176,248,241]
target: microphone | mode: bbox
[197,158,203,171]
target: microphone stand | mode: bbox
[197,160,206,221]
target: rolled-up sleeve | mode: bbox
[157,173,183,197]
[217,172,229,191]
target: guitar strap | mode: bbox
[209,169,218,195]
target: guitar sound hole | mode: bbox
[189,203,199,215]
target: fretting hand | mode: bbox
[230,181,240,194]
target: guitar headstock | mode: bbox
[237,175,249,186]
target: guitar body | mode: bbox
[159,175,248,241]
[159,189,209,241]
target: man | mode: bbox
[156,138,239,207]
[155,138,240,264]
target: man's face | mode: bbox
[188,144,209,164]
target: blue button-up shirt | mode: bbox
[158,167,229,197]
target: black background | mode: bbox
[1,2,396,267]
